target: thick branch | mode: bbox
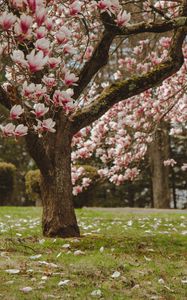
[101,8,187,36]
[73,31,115,100]
[73,10,187,100]
[118,17,187,35]
[71,27,187,134]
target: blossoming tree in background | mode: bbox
[72,30,187,208]
[0,0,187,237]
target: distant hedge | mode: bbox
[25,170,41,205]
[0,162,16,205]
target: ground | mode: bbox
[0,207,187,300]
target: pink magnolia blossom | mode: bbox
[110,174,124,185]
[35,26,47,39]
[109,0,120,13]
[26,50,48,72]
[22,82,46,99]
[159,37,171,49]
[163,159,177,167]
[32,103,49,118]
[48,57,61,69]
[0,123,15,137]
[10,105,24,120]
[116,10,131,27]
[35,38,50,56]
[15,14,33,36]
[124,168,139,181]
[63,43,76,55]
[56,27,71,44]
[53,90,74,107]
[82,177,92,188]
[97,0,109,12]
[34,84,47,98]
[73,185,83,195]
[25,0,37,12]
[45,18,53,31]
[64,72,78,86]
[56,32,68,45]
[22,82,36,97]
[0,12,16,31]
[49,117,56,129]
[42,75,56,87]
[34,118,56,133]
[133,46,143,55]
[69,1,82,16]
[11,50,27,66]
[35,8,46,26]
[97,0,120,14]
[14,124,28,136]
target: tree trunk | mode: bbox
[25,124,80,238]
[149,122,171,208]
[40,145,80,237]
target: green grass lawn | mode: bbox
[0,207,187,300]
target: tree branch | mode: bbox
[71,26,187,134]
[117,17,187,35]
[73,8,187,101]
[100,8,187,36]
[73,30,116,100]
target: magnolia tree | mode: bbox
[1,0,187,237]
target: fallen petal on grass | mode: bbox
[30,254,42,260]
[158,278,165,284]
[38,261,58,268]
[90,289,102,297]
[20,287,33,293]
[181,278,187,284]
[58,280,70,286]
[144,256,152,262]
[5,281,14,285]
[111,271,121,278]
[62,244,71,249]
[74,250,85,256]
[5,269,20,274]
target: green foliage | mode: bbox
[25,170,41,203]
[0,162,16,204]
[78,164,99,180]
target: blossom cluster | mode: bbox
[0,0,131,139]
[72,27,187,190]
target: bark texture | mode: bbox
[26,118,80,238]
[40,166,80,238]
[149,122,171,208]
